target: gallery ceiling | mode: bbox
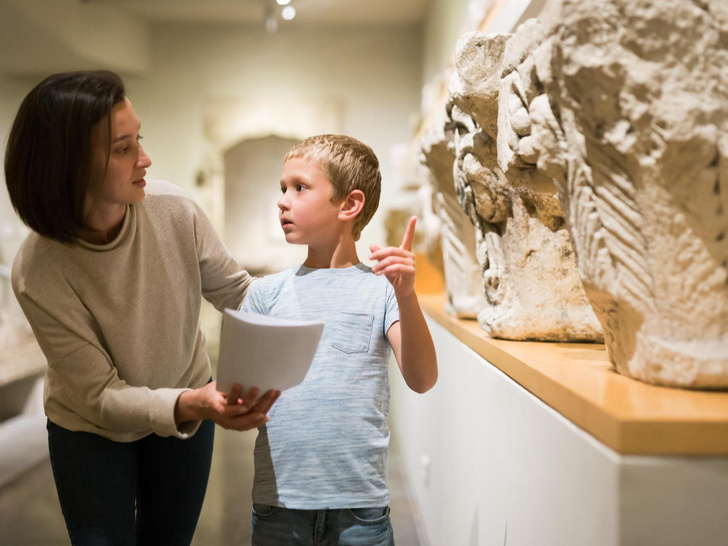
[0,0,430,75]
[82,0,429,25]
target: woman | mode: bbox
[5,70,278,545]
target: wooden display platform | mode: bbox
[420,293,728,455]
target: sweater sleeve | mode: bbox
[193,200,254,312]
[15,291,195,439]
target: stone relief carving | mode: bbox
[443,30,603,341]
[456,0,728,388]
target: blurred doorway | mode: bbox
[223,135,305,275]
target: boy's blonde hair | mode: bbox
[284,134,381,241]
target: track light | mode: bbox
[281,6,296,20]
[264,0,295,32]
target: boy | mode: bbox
[240,134,438,545]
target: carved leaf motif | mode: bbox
[569,139,655,308]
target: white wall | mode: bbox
[422,0,474,87]
[0,75,34,265]
[125,22,423,258]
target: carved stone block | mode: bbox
[484,0,728,387]
[445,30,603,341]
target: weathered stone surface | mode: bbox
[445,31,603,341]
[483,0,728,387]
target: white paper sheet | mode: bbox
[216,308,324,395]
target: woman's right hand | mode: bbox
[175,381,280,431]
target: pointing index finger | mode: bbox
[400,216,417,251]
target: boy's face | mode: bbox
[278,158,342,246]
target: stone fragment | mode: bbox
[489,0,728,387]
[443,30,603,341]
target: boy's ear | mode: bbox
[338,189,365,222]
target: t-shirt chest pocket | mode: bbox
[330,312,375,354]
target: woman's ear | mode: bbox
[339,189,365,222]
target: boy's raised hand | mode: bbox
[369,216,417,298]
[371,216,438,394]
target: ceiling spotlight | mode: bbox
[276,0,291,5]
[281,5,296,20]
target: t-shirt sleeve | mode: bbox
[240,279,266,314]
[383,282,400,336]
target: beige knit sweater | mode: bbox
[12,180,252,441]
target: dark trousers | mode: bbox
[47,418,215,546]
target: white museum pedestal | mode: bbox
[389,296,728,546]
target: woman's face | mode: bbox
[87,98,152,214]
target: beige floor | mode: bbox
[0,301,425,545]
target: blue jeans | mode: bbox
[251,504,395,545]
[47,418,215,546]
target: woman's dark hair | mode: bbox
[4,70,126,243]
